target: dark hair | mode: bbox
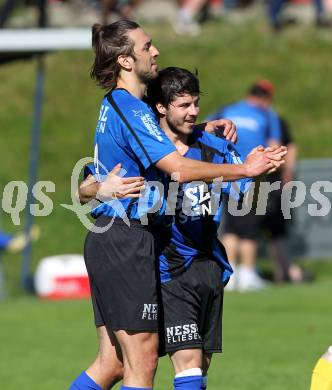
[146,67,201,109]
[90,20,140,91]
[248,85,272,98]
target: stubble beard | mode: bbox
[137,67,158,86]
[167,117,192,138]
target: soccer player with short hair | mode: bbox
[69,21,287,390]
[146,67,251,390]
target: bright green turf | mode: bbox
[1,274,331,390]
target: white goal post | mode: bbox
[0,28,91,52]
[0,27,92,295]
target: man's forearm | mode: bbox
[156,152,249,183]
[156,148,285,183]
[77,180,100,204]
[177,158,248,183]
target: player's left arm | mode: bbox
[76,174,100,204]
[77,164,145,204]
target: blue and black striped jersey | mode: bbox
[91,88,176,221]
[158,128,252,284]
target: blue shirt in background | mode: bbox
[206,100,281,159]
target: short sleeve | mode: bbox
[110,93,176,169]
[127,108,176,168]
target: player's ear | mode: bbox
[117,55,133,71]
[156,102,167,115]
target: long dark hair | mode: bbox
[90,20,140,91]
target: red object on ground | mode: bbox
[46,275,90,300]
[35,254,91,300]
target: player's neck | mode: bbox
[161,120,189,156]
[117,74,146,99]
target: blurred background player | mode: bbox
[268,0,331,30]
[261,115,305,283]
[173,0,209,36]
[100,0,143,23]
[207,80,282,291]
[0,226,39,254]
[0,226,40,298]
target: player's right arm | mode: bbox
[155,146,287,183]
[79,148,286,203]
[120,98,287,184]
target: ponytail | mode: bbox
[91,23,104,52]
[90,20,140,91]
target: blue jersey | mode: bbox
[206,100,281,159]
[158,129,252,284]
[91,89,176,221]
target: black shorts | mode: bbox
[159,259,224,355]
[223,207,263,241]
[261,186,286,239]
[84,216,159,332]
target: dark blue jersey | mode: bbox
[159,129,252,284]
[206,100,281,159]
[91,89,176,221]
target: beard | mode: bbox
[167,117,193,137]
[137,66,158,85]
[168,118,183,135]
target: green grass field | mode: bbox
[0,14,331,390]
[1,272,332,389]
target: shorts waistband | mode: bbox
[96,215,149,230]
